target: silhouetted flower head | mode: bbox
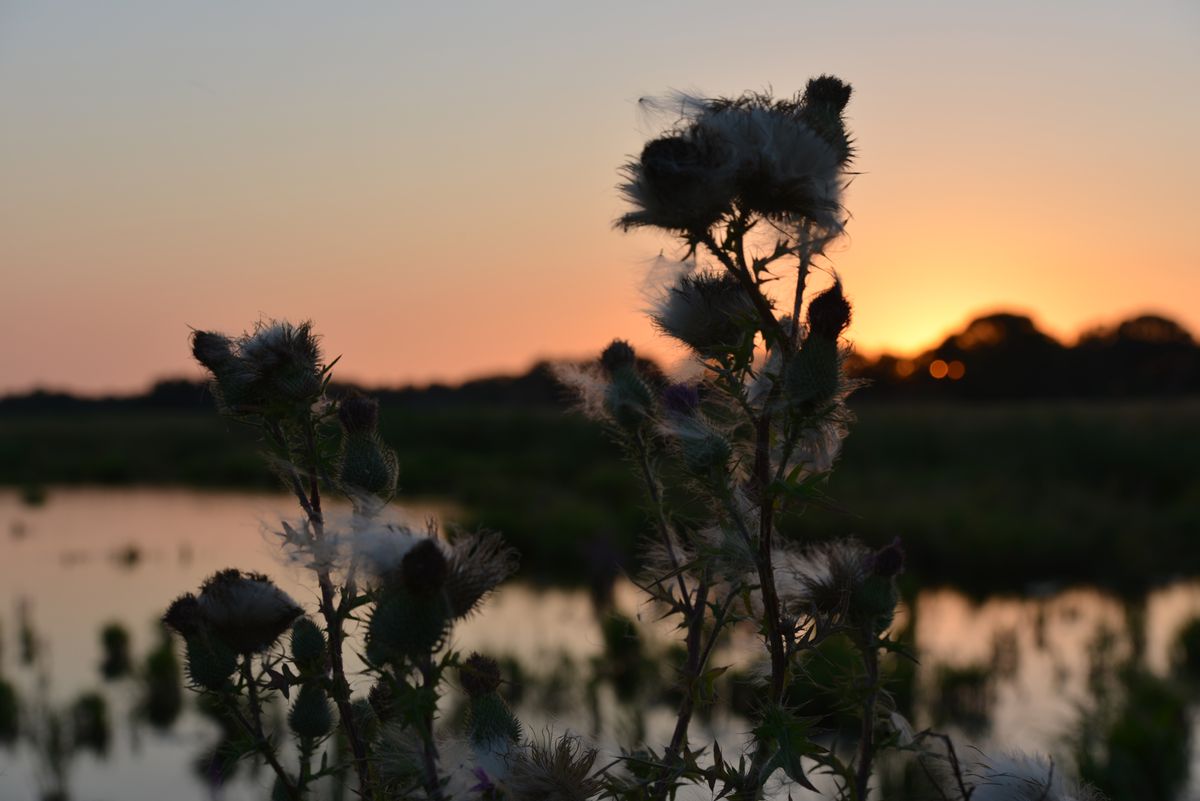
[163,593,204,638]
[599,340,637,375]
[506,732,602,801]
[338,392,380,435]
[620,83,853,236]
[806,280,852,340]
[652,270,759,356]
[400,538,450,596]
[191,319,325,415]
[193,569,303,653]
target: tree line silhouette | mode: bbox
[3,312,1198,413]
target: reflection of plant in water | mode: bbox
[140,625,183,730]
[1169,616,1200,681]
[1075,625,1191,801]
[928,665,993,737]
[5,602,115,801]
[100,622,133,681]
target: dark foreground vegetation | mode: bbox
[4,392,1197,595]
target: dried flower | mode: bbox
[966,753,1104,801]
[506,732,602,801]
[652,271,760,357]
[445,530,520,619]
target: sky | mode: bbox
[1,1,1197,394]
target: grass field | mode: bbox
[3,400,1198,592]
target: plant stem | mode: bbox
[666,571,709,760]
[789,225,813,341]
[233,658,301,801]
[699,232,791,355]
[854,645,880,800]
[753,414,788,703]
[418,657,447,801]
[297,424,375,800]
[634,436,693,616]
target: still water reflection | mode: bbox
[0,489,1197,800]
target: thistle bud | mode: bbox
[851,575,899,637]
[807,281,852,341]
[802,75,853,114]
[599,340,636,375]
[368,680,396,722]
[784,338,841,409]
[661,383,701,416]
[604,364,655,431]
[338,393,379,435]
[467,692,523,748]
[676,420,732,476]
[652,272,758,358]
[366,587,450,664]
[800,76,854,164]
[459,653,502,698]
[290,618,326,670]
[401,539,449,597]
[337,432,398,499]
[183,633,237,691]
[868,537,905,578]
[288,683,334,740]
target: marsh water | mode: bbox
[1,489,1198,800]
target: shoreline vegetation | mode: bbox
[4,392,1197,596]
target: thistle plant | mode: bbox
[170,320,523,800]
[558,76,907,799]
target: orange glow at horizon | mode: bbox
[1,2,1197,395]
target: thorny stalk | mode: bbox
[231,658,301,801]
[288,426,375,799]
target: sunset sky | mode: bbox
[2,1,1197,394]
